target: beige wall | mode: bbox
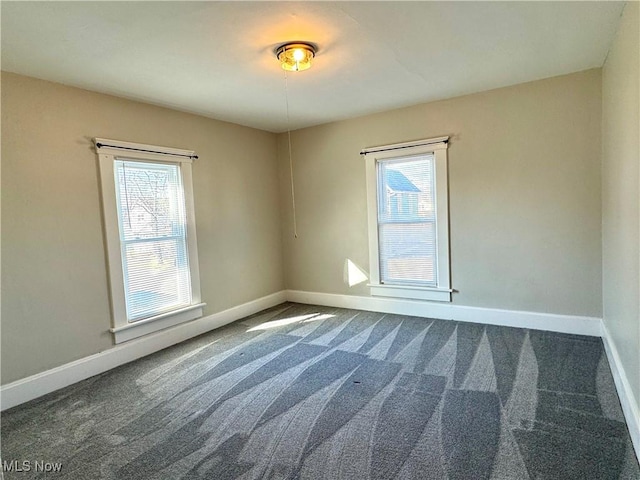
[0,63,616,385]
[602,2,640,407]
[278,69,603,318]
[1,72,284,384]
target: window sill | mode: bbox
[110,303,206,344]
[369,284,451,302]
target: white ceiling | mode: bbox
[1,1,625,133]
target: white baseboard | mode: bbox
[286,290,602,336]
[0,291,287,411]
[601,321,640,460]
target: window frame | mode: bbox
[364,136,452,302]
[95,138,205,343]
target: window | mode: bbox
[364,137,451,302]
[96,138,204,343]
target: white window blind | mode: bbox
[377,154,437,287]
[114,160,192,322]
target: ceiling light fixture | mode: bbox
[276,42,316,72]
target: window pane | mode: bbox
[377,155,437,286]
[114,160,192,321]
[379,222,437,285]
[115,162,186,241]
[123,238,192,320]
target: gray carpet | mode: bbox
[2,302,639,479]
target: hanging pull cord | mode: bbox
[284,70,298,239]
